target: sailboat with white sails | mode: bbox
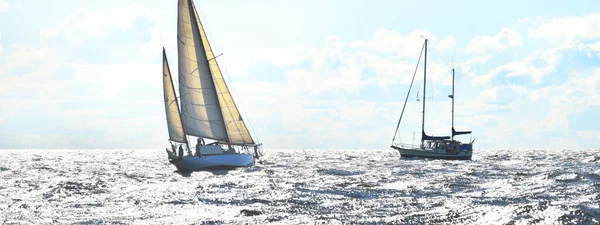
[162,0,262,171]
[390,38,474,160]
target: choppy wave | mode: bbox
[0,148,598,224]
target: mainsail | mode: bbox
[162,48,186,143]
[177,0,254,145]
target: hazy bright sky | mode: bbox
[1,0,599,149]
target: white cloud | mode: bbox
[478,86,498,102]
[577,131,600,141]
[455,54,492,78]
[366,57,415,88]
[2,113,164,149]
[0,41,161,140]
[351,29,456,57]
[544,68,600,109]
[230,80,417,148]
[529,13,600,42]
[0,44,65,98]
[472,44,568,85]
[256,46,316,68]
[0,3,178,148]
[0,2,166,122]
[0,44,70,131]
[0,33,3,67]
[266,36,369,95]
[0,60,165,148]
[71,62,161,97]
[225,46,463,147]
[502,46,563,83]
[2,44,62,70]
[465,28,522,54]
[473,67,600,148]
[585,41,600,57]
[437,36,457,51]
[0,0,8,12]
[216,30,475,148]
[285,62,366,95]
[253,32,458,96]
[4,7,600,149]
[527,13,600,63]
[139,24,166,62]
[39,4,159,46]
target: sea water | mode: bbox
[0,149,598,224]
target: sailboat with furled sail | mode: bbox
[390,38,474,160]
[162,0,262,171]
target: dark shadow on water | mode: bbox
[174,169,231,177]
[398,157,423,161]
[582,172,600,183]
[175,170,192,177]
[208,170,230,175]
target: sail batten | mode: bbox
[162,49,186,143]
[177,0,254,145]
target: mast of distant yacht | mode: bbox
[421,39,428,144]
[451,68,455,141]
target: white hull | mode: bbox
[171,154,255,171]
[392,145,472,160]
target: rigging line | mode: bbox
[425,62,434,133]
[428,40,452,93]
[425,53,452,136]
[430,41,444,65]
[424,43,442,130]
[429,39,452,69]
[391,41,426,145]
[196,2,260,144]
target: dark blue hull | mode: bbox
[400,153,472,160]
[391,145,472,160]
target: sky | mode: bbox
[0,0,599,149]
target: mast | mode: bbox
[451,68,455,141]
[421,39,428,143]
[448,68,471,139]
